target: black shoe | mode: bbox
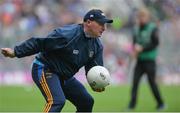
[126,104,135,111]
[125,106,134,112]
[156,104,166,111]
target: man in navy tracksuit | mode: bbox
[1,9,113,112]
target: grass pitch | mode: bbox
[0,84,180,112]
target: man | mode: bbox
[1,9,113,112]
[128,8,165,110]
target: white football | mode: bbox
[87,66,111,89]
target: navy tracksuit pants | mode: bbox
[31,59,94,112]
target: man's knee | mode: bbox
[87,96,94,107]
[77,95,94,112]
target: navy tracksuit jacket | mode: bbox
[14,24,103,79]
[14,24,104,112]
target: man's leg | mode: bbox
[145,61,164,108]
[32,63,66,112]
[129,61,144,109]
[63,77,94,112]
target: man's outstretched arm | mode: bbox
[1,29,68,58]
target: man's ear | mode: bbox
[86,20,92,25]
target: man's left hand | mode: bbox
[91,87,105,92]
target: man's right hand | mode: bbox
[1,48,16,58]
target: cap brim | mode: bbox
[96,18,113,24]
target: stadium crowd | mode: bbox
[0,0,180,85]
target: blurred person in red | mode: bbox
[128,8,165,111]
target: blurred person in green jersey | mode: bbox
[128,8,165,111]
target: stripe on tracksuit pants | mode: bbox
[40,71,53,113]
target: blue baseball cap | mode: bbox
[84,9,113,24]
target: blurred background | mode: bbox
[0,0,180,112]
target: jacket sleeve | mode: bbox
[84,47,103,75]
[142,27,159,52]
[14,29,68,58]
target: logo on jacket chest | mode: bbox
[89,51,94,58]
[73,49,79,55]
[73,49,94,58]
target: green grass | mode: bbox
[0,84,180,112]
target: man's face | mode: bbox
[86,20,106,37]
[138,12,150,25]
